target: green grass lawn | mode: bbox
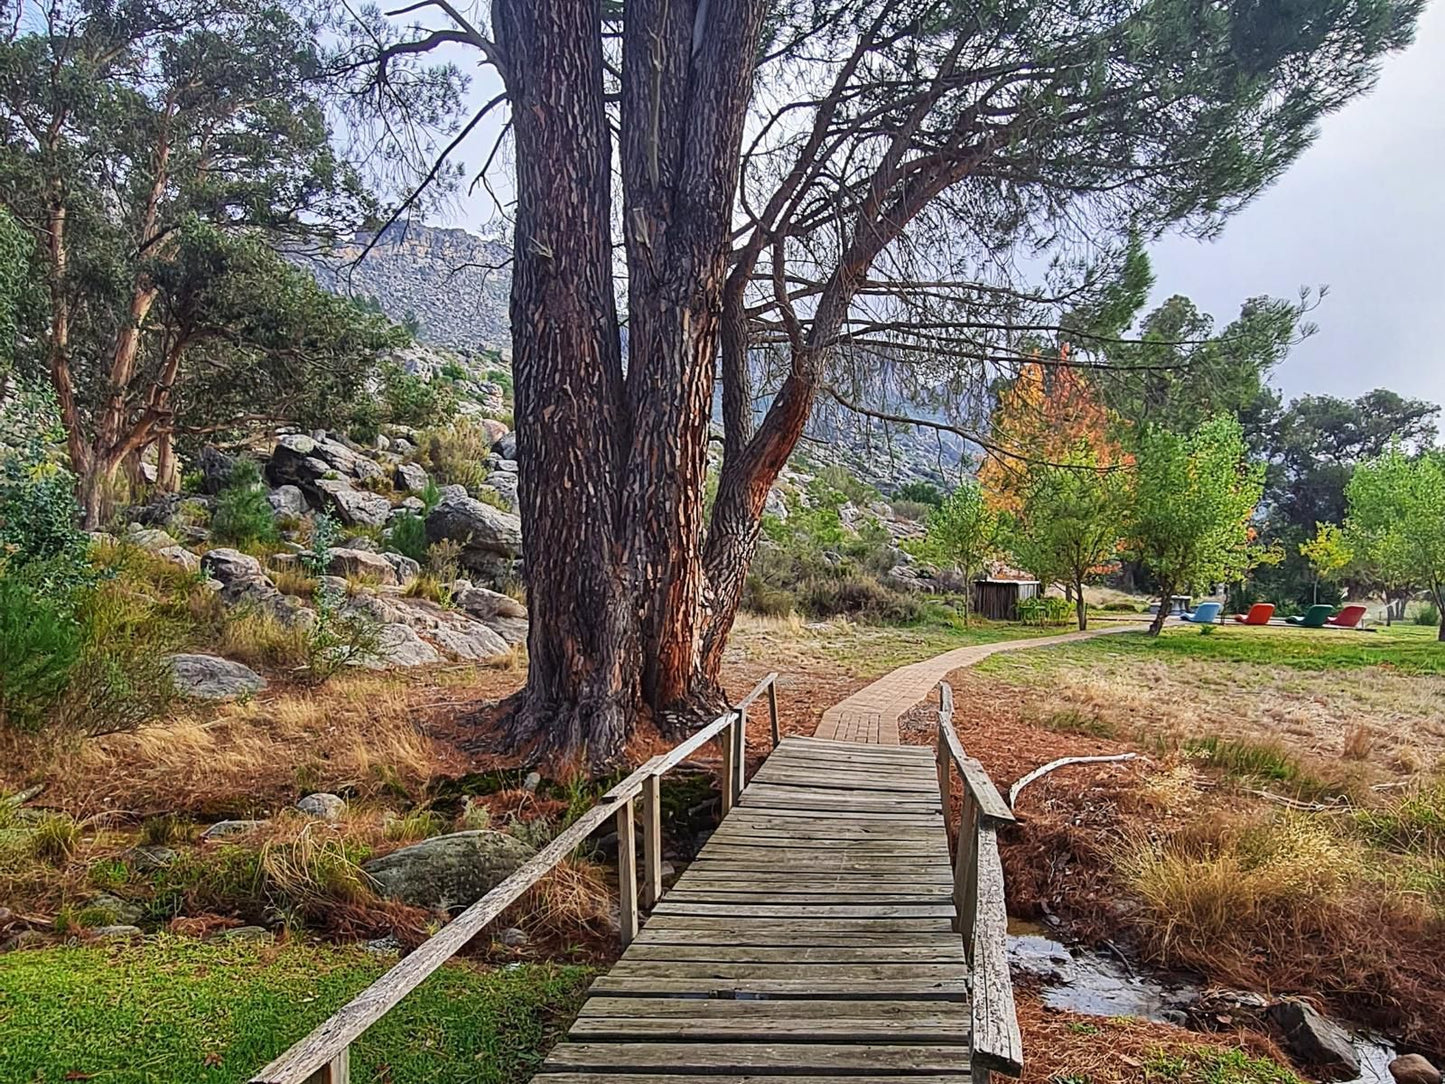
[0,938,594,1084]
[978,621,1445,677]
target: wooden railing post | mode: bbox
[735,705,749,794]
[303,1051,348,1084]
[767,679,781,746]
[954,792,980,948]
[615,796,638,947]
[719,715,737,815]
[640,770,663,908]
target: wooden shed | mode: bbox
[971,577,1041,621]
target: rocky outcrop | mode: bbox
[361,830,534,912]
[394,461,429,493]
[200,548,264,584]
[312,478,392,528]
[296,793,346,822]
[452,585,528,646]
[348,594,512,661]
[168,654,267,700]
[360,624,444,669]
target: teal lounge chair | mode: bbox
[1286,604,1333,628]
[1181,601,1222,624]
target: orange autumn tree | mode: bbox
[978,345,1125,513]
[981,348,1132,626]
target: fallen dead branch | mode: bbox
[1009,753,1138,810]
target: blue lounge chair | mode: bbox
[1180,601,1222,624]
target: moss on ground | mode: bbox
[0,938,593,1084]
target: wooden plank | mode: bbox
[672,879,954,897]
[785,736,934,757]
[535,1075,971,1084]
[638,916,957,934]
[720,804,944,822]
[661,892,953,906]
[618,944,966,963]
[735,672,778,710]
[699,839,943,854]
[606,961,967,981]
[577,997,971,1020]
[544,1043,972,1072]
[649,902,956,918]
[248,756,661,1084]
[767,680,780,745]
[971,823,1023,1078]
[569,1016,972,1043]
[956,757,1016,824]
[634,926,964,947]
[686,864,955,882]
[586,976,970,997]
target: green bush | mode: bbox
[417,419,491,492]
[385,511,428,563]
[1411,601,1439,627]
[382,361,455,428]
[814,463,879,506]
[895,480,944,507]
[1018,595,1073,626]
[0,577,84,731]
[211,459,277,547]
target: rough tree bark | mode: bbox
[495,0,638,764]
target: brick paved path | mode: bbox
[816,623,1145,745]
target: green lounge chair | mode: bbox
[1286,604,1333,628]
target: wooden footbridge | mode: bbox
[252,676,1022,1084]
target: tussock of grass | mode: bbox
[0,939,593,1084]
[29,813,81,864]
[214,609,310,670]
[510,859,615,942]
[383,809,449,843]
[1182,735,1300,783]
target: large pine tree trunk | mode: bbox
[497,0,637,765]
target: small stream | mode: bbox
[1008,920,1398,1083]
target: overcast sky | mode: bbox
[439,3,1444,410]
[1146,0,1445,410]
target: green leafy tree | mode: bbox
[909,481,998,625]
[1126,416,1269,635]
[1343,447,1445,640]
[1299,523,1354,606]
[1008,450,1130,631]
[0,0,394,524]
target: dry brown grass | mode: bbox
[1015,992,1298,1084]
[980,650,1445,789]
[26,671,472,817]
[213,610,309,670]
[507,859,616,947]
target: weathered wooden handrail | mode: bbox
[935,680,1023,1083]
[251,673,781,1084]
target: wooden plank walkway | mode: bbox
[817,624,1144,745]
[536,735,974,1084]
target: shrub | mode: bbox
[742,574,797,617]
[458,798,491,831]
[0,577,83,731]
[380,361,455,429]
[298,516,383,684]
[889,499,934,522]
[417,418,491,492]
[1412,601,1439,627]
[210,459,277,547]
[1018,595,1073,626]
[814,463,879,506]
[895,480,944,507]
[385,511,428,563]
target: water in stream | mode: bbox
[1007,921,1398,1084]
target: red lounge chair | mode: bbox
[1233,603,1275,625]
[1326,604,1367,629]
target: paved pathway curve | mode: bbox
[816,623,1146,745]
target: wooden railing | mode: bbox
[250,673,781,1084]
[934,680,1024,1083]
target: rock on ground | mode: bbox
[327,547,399,585]
[155,545,201,573]
[296,793,346,822]
[1391,1056,1442,1084]
[312,478,392,528]
[201,820,268,841]
[425,493,522,561]
[268,484,308,517]
[362,831,534,912]
[394,461,430,493]
[168,654,267,700]
[200,548,264,584]
[1266,1000,1361,1080]
[358,623,444,669]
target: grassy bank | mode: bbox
[0,938,593,1084]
